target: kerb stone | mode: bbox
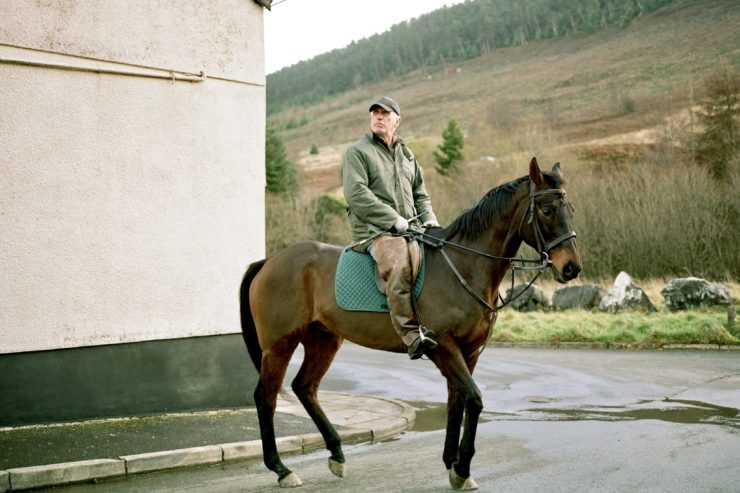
[372,418,409,442]
[300,432,326,452]
[276,436,303,455]
[7,459,124,490]
[339,428,373,444]
[220,440,262,461]
[121,445,222,475]
[0,471,9,493]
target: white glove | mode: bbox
[392,216,409,233]
[423,220,440,228]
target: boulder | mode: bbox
[552,284,603,310]
[599,272,657,313]
[661,277,732,311]
[505,283,549,312]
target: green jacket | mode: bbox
[341,132,438,244]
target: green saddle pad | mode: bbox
[335,244,425,312]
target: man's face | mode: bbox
[370,107,400,141]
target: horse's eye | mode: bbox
[541,207,554,217]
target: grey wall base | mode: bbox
[0,334,258,426]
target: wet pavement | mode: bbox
[2,344,738,491]
[0,410,316,470]
[313,344,740,414]
[0,389,415,491]
[410,397,740,432]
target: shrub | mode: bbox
[569,156,739,280]
[694,62,739,182]
[265,193,350,255]
[265,127,299,197]
[433,119,465,175]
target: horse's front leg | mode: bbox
[429,338,482,491]
[443,382,464,471]
[442,351,481,471]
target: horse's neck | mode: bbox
[453,197,526,294]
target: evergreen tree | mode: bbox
[433,119,464,175]
[695,62,739,182]
[265,127,299,196]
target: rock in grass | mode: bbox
[505,283,549,312]
[599,272,656,313]
[661,277,732,312]
[552,285,603,310]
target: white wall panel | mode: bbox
[0,1,266,353]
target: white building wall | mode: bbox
[0,1,266,353]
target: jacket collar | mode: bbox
[368,132,402,152]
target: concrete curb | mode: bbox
[5,460,125,491]
[0,392,415,491]
[488,342,740,351]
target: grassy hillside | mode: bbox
[265,0,739,281]
[271,0,738,156]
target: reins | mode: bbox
[409,182,576,314]
[412,230,549,313]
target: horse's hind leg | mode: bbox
[254,336,302,487]
[291,324,346,478]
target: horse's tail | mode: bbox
[240,258,267,374]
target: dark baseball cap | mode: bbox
[369,96,400,116]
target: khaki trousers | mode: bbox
[371,235,423,346]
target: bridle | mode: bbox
[522,180,577,255]
[413,179,577,313]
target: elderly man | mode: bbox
[340,96,440,359]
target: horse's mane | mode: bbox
[434,172,564,241]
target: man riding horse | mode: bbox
[341,96,440,359]
[241,95,582,489]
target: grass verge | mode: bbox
[491,308,738,348]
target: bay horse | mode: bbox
[240,158,582,490]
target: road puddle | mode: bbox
[408,401,515,432]
[409,399,740,431]
[523,399,740,429]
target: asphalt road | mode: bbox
[42,345,740,492]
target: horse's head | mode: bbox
[520,157,582,283]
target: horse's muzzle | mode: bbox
[559,260,582,282]
[550,245,582,283]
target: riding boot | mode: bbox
[371,236,436,359]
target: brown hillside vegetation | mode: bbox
[275,0,738,163]
[266,0,739,281]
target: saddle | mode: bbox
[335,243,425,312]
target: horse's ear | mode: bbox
[529,157,544,185]
[551,162,562,178]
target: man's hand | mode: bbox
[392,216,409,233]
[423,220,440,228]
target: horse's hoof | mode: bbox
[278,472,304,488]
[449,467,479,491]
[328,458,346,478]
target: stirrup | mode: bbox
[407,327,437,359]
[418,326,438,349]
